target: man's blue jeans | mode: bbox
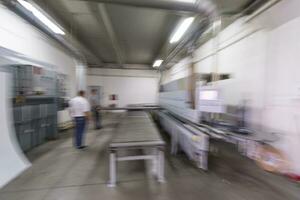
[74,117,86,148]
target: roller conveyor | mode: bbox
[108,111,165,187]
[155,109,279,170]
[156,110,209,170]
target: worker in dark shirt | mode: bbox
[89,89,101,129]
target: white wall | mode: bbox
[87,68,159,107]
[0,4,79,187]
[263,14,300,174]
[0,72,30,188]
[0,4,81,124]
[161,57,192,84]
[162,0,300,174]
[0,4,77,97]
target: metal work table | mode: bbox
[108,111,165,187]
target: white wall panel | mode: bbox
[263,16,300,174]
[0,72,30,188]
[87,69,159,107]
[161,57,192,84]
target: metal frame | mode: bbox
[107,111,165,187]
[88,2,124,67]
[157,111,209,170]
[107,144,165,187]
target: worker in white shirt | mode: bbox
[69,90,91,149]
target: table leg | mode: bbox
[151,149,158,175]
[107,151,116,187]
[197,151,208,170]
[157,149,165,183]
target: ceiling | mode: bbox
[32,0,267,69]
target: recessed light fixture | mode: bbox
[17,0,65,35]
[170,17,195,44]
[153,59,163,68]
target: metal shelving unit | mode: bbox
[11,65,63,152]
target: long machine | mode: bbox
[156,110,209,169]
[158,81,279,170]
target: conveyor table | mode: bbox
[107,111,165,187]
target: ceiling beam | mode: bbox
[88,3,124,67]
[79,0,217,17]
[88,63,154,70]
[81,0,217,69]
[154,15,186,66]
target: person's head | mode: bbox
[78,90,85,97]
[91,89,97,95]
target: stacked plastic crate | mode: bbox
[12,65,59,152]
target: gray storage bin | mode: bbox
[46,116,57,139]
[38,119,47,145]
[47,104,56,116]
[18,122,34,152]
[32,105,41,119]
[22,105,32,122]
[14,124,21,141]
[31,120,39,147]
[13,107,22,123]
[40,104,48,118]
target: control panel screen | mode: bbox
[199,90,218,101]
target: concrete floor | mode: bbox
[1,113,299,200]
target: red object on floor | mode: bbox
[286,173,300,181]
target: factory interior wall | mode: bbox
[162,0,300,174]
[0,4,77,97]
[87,68,159,107]
[263,13,300,174]
[0,4,79,187]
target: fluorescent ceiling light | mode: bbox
[153,59,163,68]
[170,17,195,44]
[179,0,196,3]
[17,0,65,35]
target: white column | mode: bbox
[75,60,87,91]
[107,151,117,187]
[0,71,30,188]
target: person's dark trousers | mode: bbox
[74,117,86,148]
[92,108,101,129]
